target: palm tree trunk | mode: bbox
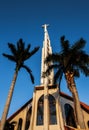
[65,72,85,129]
[0,70,18,130]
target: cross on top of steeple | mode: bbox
[42,24,49,32]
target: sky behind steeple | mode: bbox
[0,0,89,119]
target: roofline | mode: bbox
[8,91,89,121]
[60,91,89,113]
[8,98,32,121]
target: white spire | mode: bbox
[41,24,54,85]
[42,24,50,42]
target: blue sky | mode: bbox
[0,0,89,119]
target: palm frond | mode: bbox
[42,64,59,78]
[25,46,40,60]
[42,65,54,77]
[25,44,31,52]
[17,39,25,52]
[79,51,89,64]
[70,50,89,69]
[60,35,70,52]
[3,53,16,62]
[45,53,62,64]
[54,69,63,84]
[22,65,34,83]
[8,43,17,56]
[29,46,40,57]
[78,65,89,76]
[73,69,80,77]
[71,38,86,51]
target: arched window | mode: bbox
[48,94,57,124]
[87,121,89,128]
[25,107,32,130]
[5,121,16,130]
[17,118,23,130]
[64,104,77,128]
[37,95,44,125]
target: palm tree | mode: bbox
[43,36,89,129]
[0,39,39,130]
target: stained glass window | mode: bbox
[64,104,77,128]
[37,95,44,125]
[17,118,23,130]
[36,94,57,126]
[25,107,32,130]
[48,94,57,124]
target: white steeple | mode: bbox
[29,25,65,130]
[41,24,54,85]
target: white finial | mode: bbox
[42,24,49,32]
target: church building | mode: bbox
[5,25,89,130]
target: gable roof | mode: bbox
[8,98,32,121]
[60,91,89,113]
[8,91,89,121]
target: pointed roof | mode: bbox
[7,88,89,121]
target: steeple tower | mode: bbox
[29,25,64,130]
[41,24,54,85]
